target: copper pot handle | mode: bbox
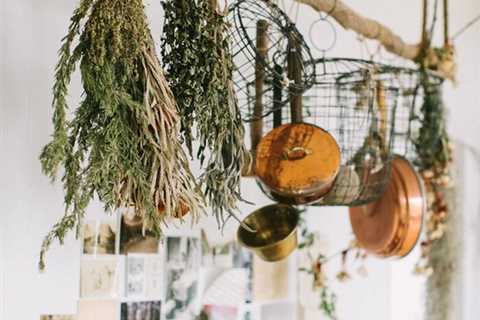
[283,146,312,160]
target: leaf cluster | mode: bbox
[39,0,203,269]
[413,75,451,173]
[161,0,249,225]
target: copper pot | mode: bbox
[255,123,341,204]
[349,156,425,258]
[254,36,341,205]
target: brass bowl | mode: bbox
[237,204,299,262]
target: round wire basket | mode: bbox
[249,58,442,206]
[229,0,316,122]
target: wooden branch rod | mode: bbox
[295,0,423,61]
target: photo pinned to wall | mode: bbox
[202,268,249,310]
[40,316,76,320]
[163,236,201,320]
[77,300,118,320]
[97,220,117,254]
[80,257,120,298]
[199,305,238,320]
[126,254,163,298]
[82,220,97,255]
[200,230,254,304]
[120,300,161,320]
[120,209,159,255]
[201,230,233,269]
[82,219,117,255]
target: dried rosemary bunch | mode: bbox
[39,0,203,269]
[161,0,249,226]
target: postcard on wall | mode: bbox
[82,220,97,255]
[97,220,117,254]
[126,254,163,298]
[120,301,161,320]
[120,210,159,254]
[80,257,120,298]
[40,316,76,320]
[77,300,118,320]
[82,219,117,255]
[253,255,289,302]
[201,305,238,320]
[164,236,201,320]
[201,241,234,269]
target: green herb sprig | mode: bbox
[39,0,203,269]
[161,0,249,226]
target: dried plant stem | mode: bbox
[39,0,203,269]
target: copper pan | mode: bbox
[349,156,425,258]
[254,36,341,205]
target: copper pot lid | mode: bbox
[255,123,341,203]
[349,156,425,258]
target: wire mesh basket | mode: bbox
[248,58,442,206]
[229,0,316,123]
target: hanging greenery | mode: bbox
[39,0,204,269]
[298,217,367,319]
[413,73,453,275]
[161,0,249,226]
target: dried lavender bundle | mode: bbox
[162,0,249,226]
[39,0,203,269]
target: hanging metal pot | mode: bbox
[254,36,341,205]
[349,156,425,258]
[237,204,299,261]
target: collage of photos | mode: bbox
[43,210,254,320]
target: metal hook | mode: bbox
[308,18,337,54]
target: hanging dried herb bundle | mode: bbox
[161,0,249,226]
[413,73,453,275]
[39,0,203,269]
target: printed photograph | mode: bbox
[126,255,146,297]
[97,220,117,254]
[40,316,75,320]
[80,258,119,298]
[82,220,97,254]
[145,255,164,298]
[199,305,238,320]
[164,236,201,320]
[77,300,118,320]
[201,240,233,269]
[120,210,159,254]
[120,301,161,320]
[126,254,164,298]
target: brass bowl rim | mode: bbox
[237,204,299,251]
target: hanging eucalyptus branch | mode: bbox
[39,0,204,269]
[161,0,250,226]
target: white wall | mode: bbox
[1,1,479,320]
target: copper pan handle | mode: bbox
[283,146,312,160]
[287,33,303,124]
